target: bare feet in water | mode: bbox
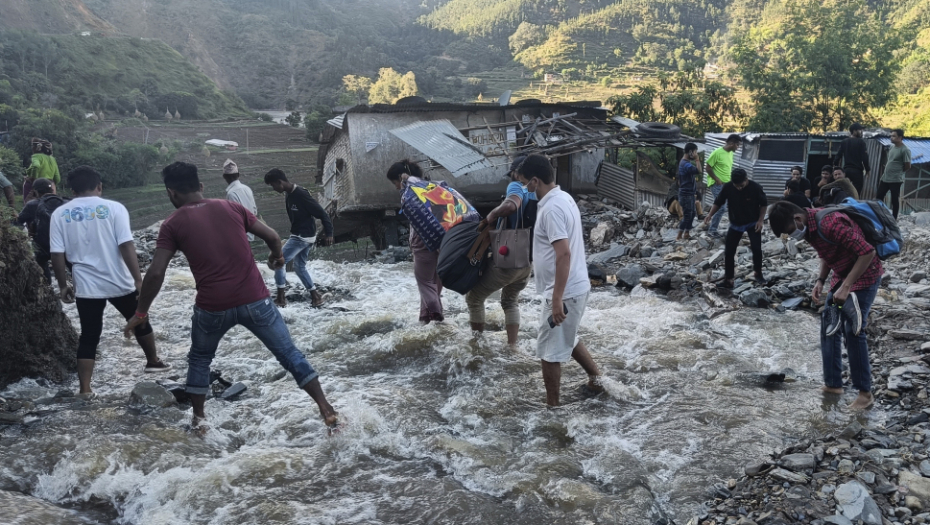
[849,392,874,410]
[821,386,844,395]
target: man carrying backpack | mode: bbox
[18,178,65,283]
[768,200,883,410]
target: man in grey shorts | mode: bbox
[513,154,604,406]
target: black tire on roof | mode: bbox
[634,122,681,139]
[396,96,428,106]
[514,99,542,106]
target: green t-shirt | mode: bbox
[705,147,734,187]
[882,144,911,183]
[26,154,61,185]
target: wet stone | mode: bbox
[781,297,803,310]
[745,461,771,476]
[781,453,815,472]
[822,516,854,525]
[769,467,808,484]
[129,382,177,408]
[837,459,855,474]
[890,329,927,341]
[616,264,645,288]
[901,470,930,503]
[858,471,876,484]
[834,481,882,525]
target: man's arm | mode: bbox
[301,192,335,241]
[550,238,571,326]
[834,251,876,303]
[486,195,522,225]
[118,241,143,290]
[247,217,285,269]
[755,205,767,232]
[51,252,74,303]
[705,162,721,185]
[812,259,831,304]
[904,149,912,172]
[862,145,870,175]
[123,248,174,337]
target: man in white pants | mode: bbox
[514,154,604,406]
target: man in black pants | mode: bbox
[877,129,911,220]
[834,123,871,195]
[50,166,169,398]
[703,168,768,288]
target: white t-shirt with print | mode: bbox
[49,196,136,299]
[532,186,591,300]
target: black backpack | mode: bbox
[33,194,69,252]
[436,221,491,295]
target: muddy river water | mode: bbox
[0,260,882,524]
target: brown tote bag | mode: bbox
[490,209,532,269]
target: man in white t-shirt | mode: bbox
[514,154,604,406]
[50,166,169,398]
[222,159,259,241]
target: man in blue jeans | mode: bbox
[768,200,882,411]
[264,168,334,308]
[125,162,339,431]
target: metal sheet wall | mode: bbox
[595,162,635,209]
[862,139,885,200]
[637,190,668,209]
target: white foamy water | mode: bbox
[0,260,884,523]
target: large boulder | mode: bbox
[589,222,614,246]
[0,218,78,387]
[616,265,646,289]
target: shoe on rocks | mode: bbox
[823,303,842,337]
[310,289,325,307]
[844,292,863,336]
[144,360,171,373]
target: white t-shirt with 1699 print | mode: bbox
[49,196,137,299]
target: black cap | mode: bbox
[849,123,864,131]
[508,155,527,176]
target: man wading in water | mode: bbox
[512,154,604,406]
[125,162,339,431]
[768,200,881,410]
[263,168,334,308]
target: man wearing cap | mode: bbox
[223,159,259,241]
[465,155,536,346]
[833,124,870,195]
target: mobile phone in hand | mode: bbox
[548,303,569,328]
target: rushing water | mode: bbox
[0,260,884,524]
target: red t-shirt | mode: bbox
[156,199,270,311]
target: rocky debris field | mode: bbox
[575,195,930,525]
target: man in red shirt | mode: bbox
[124,162,339,431]
[768,201,882,410]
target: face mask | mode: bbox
[790,223,806,240]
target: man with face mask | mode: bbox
[768,200,881,411]
[819,166,859,205]
[124,162,340,432]
[702,168,768,288]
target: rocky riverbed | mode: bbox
[573,195,930,525]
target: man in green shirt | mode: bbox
[704,134,741,237]
[877,129,911,220]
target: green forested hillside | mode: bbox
[0,32,247,119]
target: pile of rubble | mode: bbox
[572,193,930,525]
[578,195,930,317]
[132,220,188,271]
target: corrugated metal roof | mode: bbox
[672,142,715,154]
[610,116,641,129]
[876,138,930,164]
[350,101,604,114]
[596,162,635,209]
[326,114,345,129]
[389,119,494,178]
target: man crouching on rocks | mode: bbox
[768,201,881,410]
[124,162,339,431]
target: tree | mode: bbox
[608,82,744,137]
[729,0,901,132]
[342,75,372,105]
[285,110,302,127]
[368,68,419,104]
